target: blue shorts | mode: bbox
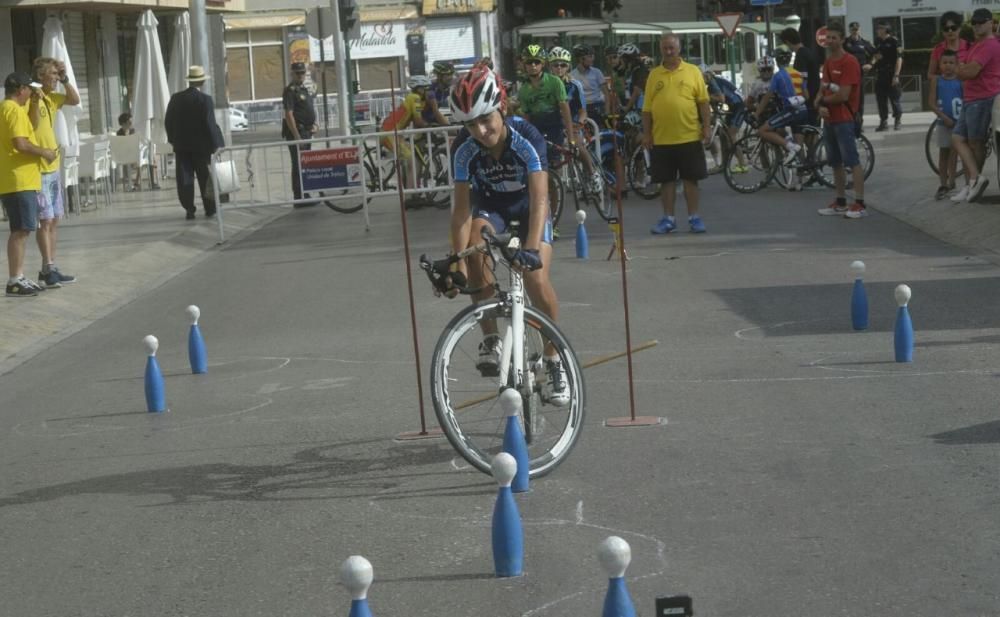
[473,196,553,245]
[953,97,994,142]
[824,121,860,169]
[766,106,810,133]
[39,170,64,220]
[727,103,747,128]
[2,191,40,232]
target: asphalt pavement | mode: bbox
[1,113,998,616]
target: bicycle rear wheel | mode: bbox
[429,300,585,478]
[813,134,875,188]
[627,145,662,199]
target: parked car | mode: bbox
[228,108,249,132]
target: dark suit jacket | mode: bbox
[165,86,225,154]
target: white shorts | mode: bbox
[38,170,64,220]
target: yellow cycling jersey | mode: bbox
[382,92,425,132]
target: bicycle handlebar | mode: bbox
[419,228,526,296]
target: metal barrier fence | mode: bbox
[208,123,461,242]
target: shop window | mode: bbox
[225,30,249,45]
[357,57,399,91]
[903,17,937,51]
[252,45,285,100]
[228,48,252,102]
[251,28,282,44]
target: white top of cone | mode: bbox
[850,260,865,276]
[186,304,201,325]
[143,335,159,356]
[491,452,517,487]
[576,209,587,224]
[340,555,373,600]
[894,284,911,307]
[498,388,521,418]
[597,536,631,578]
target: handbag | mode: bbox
[211,156,240,195]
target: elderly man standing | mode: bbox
[164,65,224,220]
[28,57,79,288]
[1,72,57,297]
[950,8,1000,203]
[643,34,711,235]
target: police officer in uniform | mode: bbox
[844,22,876,131]
[873,21,903,131]
[282,62,317,204]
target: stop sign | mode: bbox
[816,26,829,48]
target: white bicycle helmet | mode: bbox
[548,46,572,63]
[617,42,640,57]
[449,67,506,122]
[408,75,432,90]
[756,56,775,71]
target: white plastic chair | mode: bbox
[109,133,145,191]
[61,155,79,214]
[78,139,112,208]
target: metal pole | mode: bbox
[318,10,330,138]
[326,0,352,136]
[765,4,773,55]
[189,0,210,69]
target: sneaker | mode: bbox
[935,185,950,200]
[589,171,603,193]
[732,164,749,174]
[844,203,869,219]
[51,266,76,284]
[967,175,989,203]
[650,216,676,234]
[38,270,62,289]
[543,358,570,407]
[787,173,802,192]
[688,215,707,233]
[5,280,38,297]
[894,119,902,131]
[950,185,971,202]
[817,203,848,216]
[476,334,502,377]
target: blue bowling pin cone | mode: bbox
[499,388,530,492]
[341,555,375,617]
[143,335,166,413]
[850,261,868,331]
[598,536,637,617]
[894,284,914,363]
[186,305,207,374]
[491,452,524,577]
[575,209,589,260]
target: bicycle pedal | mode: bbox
[476,362,500,378]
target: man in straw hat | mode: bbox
[164,65,224,220]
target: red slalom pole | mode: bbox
[603,90,663,428]
[388,70,441,440]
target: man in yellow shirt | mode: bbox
[29,57,79,288]
[1,72,58,297]
[641,35,712,234]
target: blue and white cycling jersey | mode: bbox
[452,116,548,213]
[564,78,586,121]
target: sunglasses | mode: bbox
[943,24,959,32]
[524,59,543,66]
[550,62,569,69]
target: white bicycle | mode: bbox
[420,227,586,478]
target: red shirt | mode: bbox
[822,52,861,124]
[963,36,1000,102]
[930,38,970,75]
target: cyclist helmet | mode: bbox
[449,67,506,122]
[432,61,455,75]
[408,74,432,90]
[521,44,547,62]
[774,45,793,66]
[617,42,640,57]
[756,55,775,72]
[475,57,495,70]
[641,55,654,68]
[548,46,572,64]
[623,110,642,127]
[572,43,593,57]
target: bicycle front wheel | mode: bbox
[813,134,875,188]
[723,134,777,193]
[430,300,585,478]
[627,145,662,199]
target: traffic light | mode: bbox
[339,0,357,33]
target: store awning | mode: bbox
[0,0,244,11]
[224,11,304,30]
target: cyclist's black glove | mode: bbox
[511,248,542,271]
[432,268,467,297]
